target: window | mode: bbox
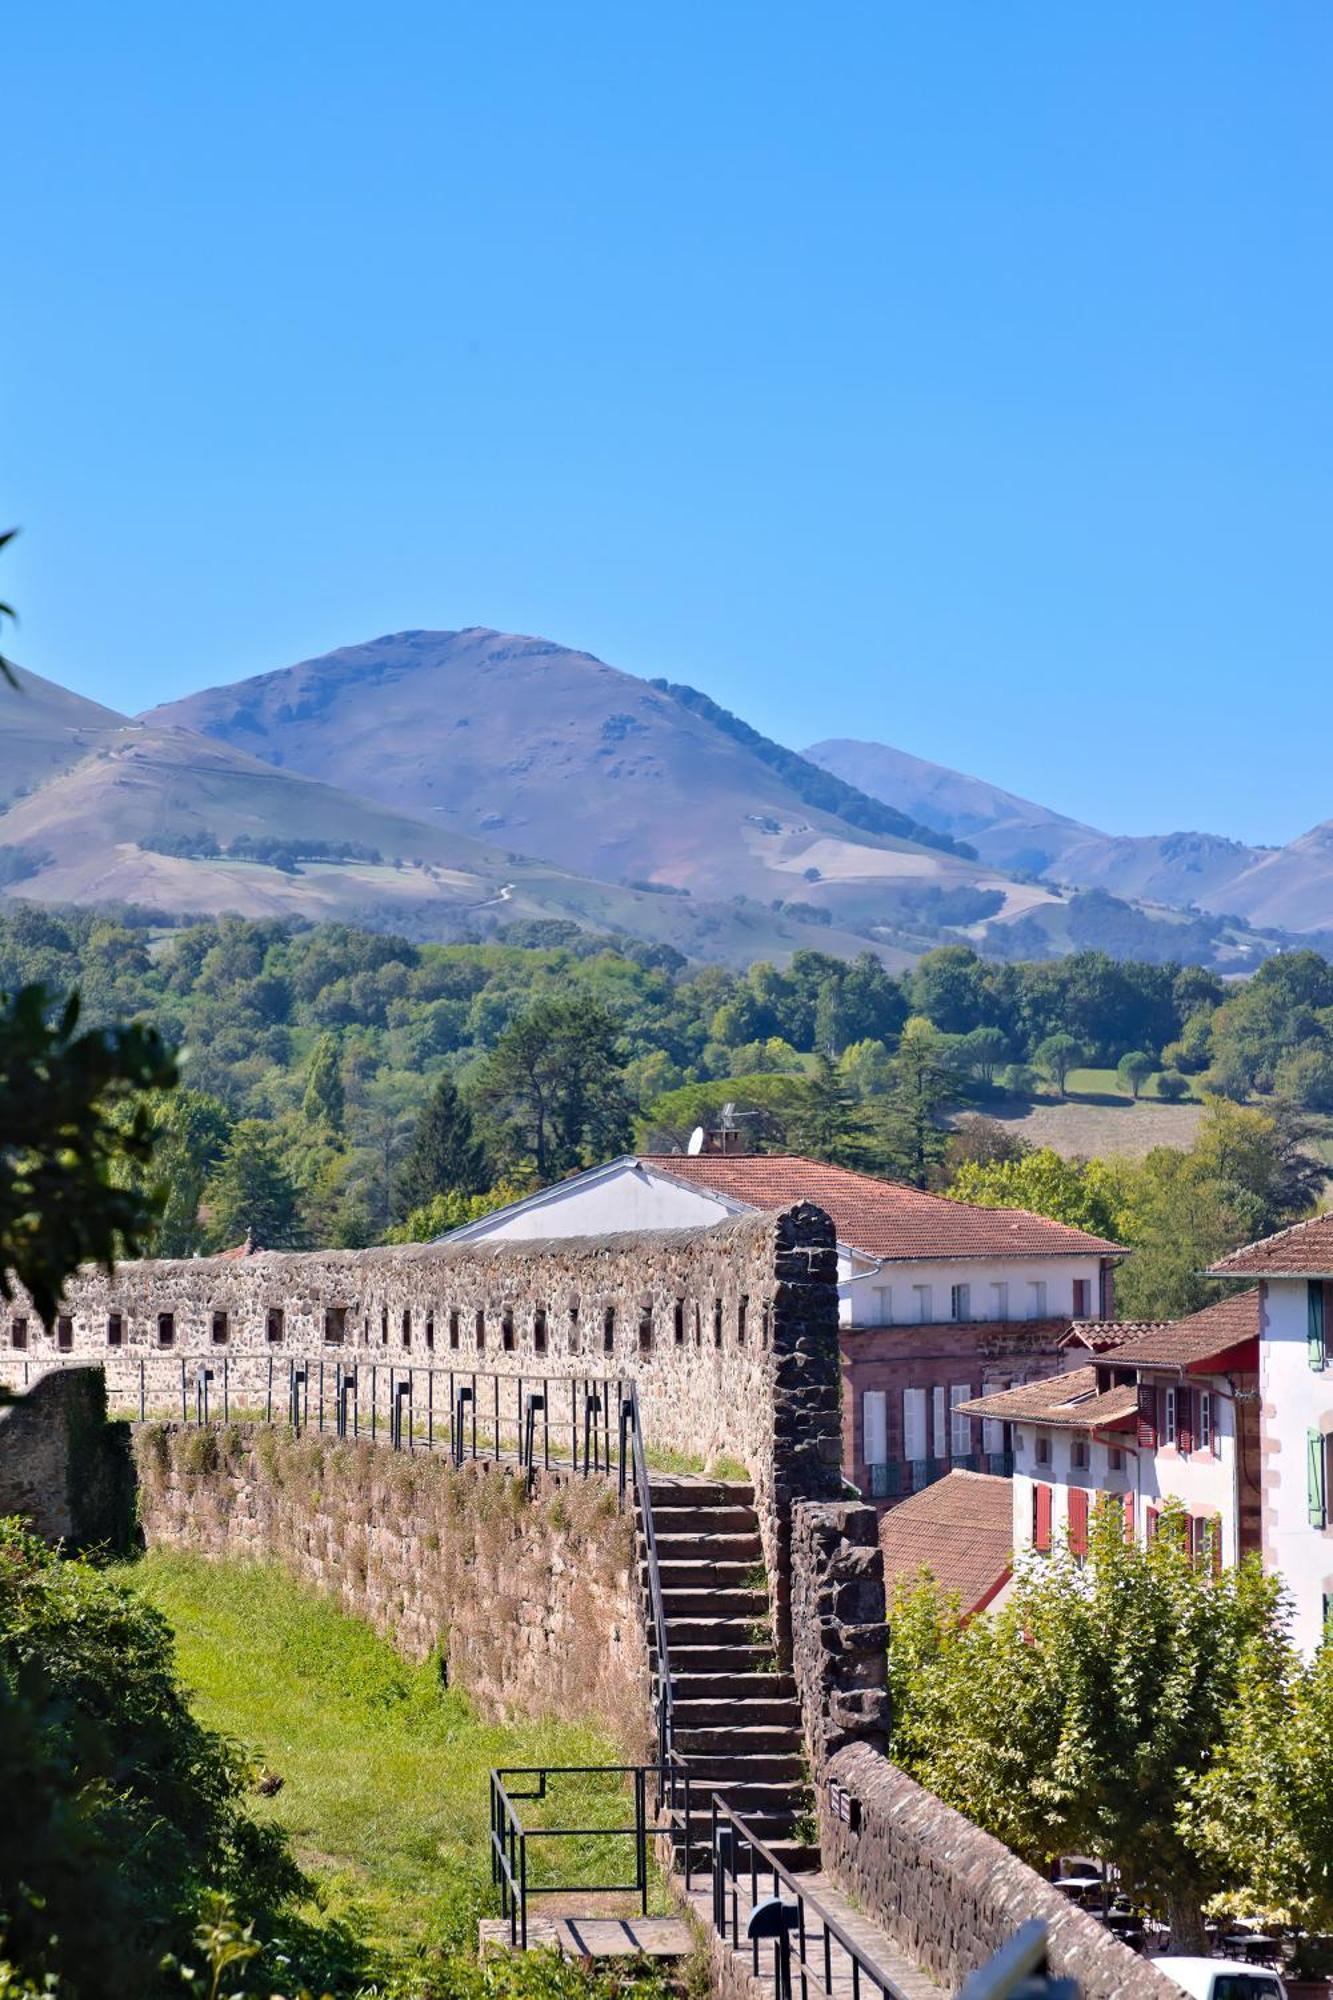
[448,1311,460,1352]
[211,1310,229,1346]
[1027,1281,1047,1319]
[502,1310,515,1353]
[157,1312,175,1348]
[107,1313,123,1348]
[932,1385,948,1458]
[11,1317,27,1350]
[950,1384,973,1458]
[1310,1281,1327,1371]
[1070,1437,1089,1470]
[991,1282,1009,1322]
[324,1306,347,1345]
[425,1313,435,1351]
[737,1295,748,1344]
[1122,1491,1135,1542]
[912,1285,933,1324]
[1033,1483,1053,1553]
[874,1285,893,1326]
[1191,1513,1223,1572]
[1178,1389,1195,1454]
[534,1308,547,1355]
[713,1299,723,1347]
[1068,1487,1089,1560]
[266,1307,284,1345]
[1035,1432,1051,1466]
[1164,1386,1178,1448]
[983,1414,1006,1456]
[380,1307,389,1347]
[1199,1390,1214,1453]
[568,1299,581,1353]
[602,1306,615,1354]
[673,1300,685,1347]
[950,1283,970,1322]
[862,1389,888,1471]
[761,1300,771,1348]
[903,1387,928,1465]
[1108,1445,1124,1471]
[476,1309,486,1352]
[638,1306,653,1354]
[1072,1279,1091,1320]
[56,1315,73,1352]
[401,1309,412,1348]
[1146,1505,1161,1544]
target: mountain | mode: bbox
[0,665,129,807]
[804,737,1327,935]
[145,628,1043,937]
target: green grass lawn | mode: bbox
[1057,1065,1205,1102]
[109,1553,651,1967]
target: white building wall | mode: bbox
[456,1164,735,1241]
[1259,1278,1333,1658]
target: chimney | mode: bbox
[702,1126,747,1156]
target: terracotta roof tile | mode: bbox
[1059,1320,1168,1354]
[1108,1289,1260,1370]
[955,1366,1139,1431]
[1209,1211,1333,1278]
[880,1470,1013,1616]
[640,1155,1125,1262]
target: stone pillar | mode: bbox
[0,1367,134,1551]
[768,1203,846,1658]
[790,1498,890,1778]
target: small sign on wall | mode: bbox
[827,1779,862,1831]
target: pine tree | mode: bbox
[301,1032,345,1134]
[394,1073,487,1217]
[789,1051,866,1166]
[204,1119,302,1250]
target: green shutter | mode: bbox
[1309,1428,1327,1529]
[1309,1282,1327,1371]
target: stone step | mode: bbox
[655,1558,760,1588]
[653,1532,763,1563]
[675,1724,801,1755]
[674,1698,800,1731]
[659,1618,763,1649]
[674,1752,806,1783]
[647,1478,754,1507]
[672,1671,797,1701]
[667,1641,779,1673]
[646,1503,759,1535]
[659,1587,769,1620]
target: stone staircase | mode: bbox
[638,1473,816,1870]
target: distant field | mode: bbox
[987,1092,1206,1161]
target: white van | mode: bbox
[1151,1958,1287,2000]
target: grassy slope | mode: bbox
[110,1553,643,1962]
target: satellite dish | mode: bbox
[687,1126,706,1156]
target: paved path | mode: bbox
[683,1865,946,2000]
[479,1916,692,1959]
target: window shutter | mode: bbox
[1308,1429,1327,1529]
[1033,1483,1053,1553]
[1210,1517,1223,1575]
[1136,1383,1157,1449]
[1146,1505,1160,1544]
[1068,1487,1089,1559]
[1310,1283,1327,1372]
[1122,1491,1135,1543]
[862,1390,888,1468]
[1178,1389,1194,1455]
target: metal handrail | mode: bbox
[622,1381,675,1770]
[489,1762,679,1949]
[710,1795,914,2000]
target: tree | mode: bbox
[948,1146,1126,1240]
[944,1115,1029,1173]
[477,994,631,1181]
[873,1017,962,1189]
[1033,1032,1084,1096]
[887,1501,1288,1947]
[788,1051,867,1166]
[1116,1050,1156,1100]
[0,984,177,1325]
[1274,1041,1333,1113]
[203,1120,302,1249]
[300,1030,345,1133]
[394,1072,488,1216]
[1156,1068,1189,1102]
[145,1088,232,1256]
[957,1025,1010,1088]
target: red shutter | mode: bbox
[1178,1389,1194,1456]
[1146,1505,1160,1545]
[1123,1491,1135,1543]
[1068,1487,1089,1559]
[1211,1516,1223,1574]
[1034,1483,1053,1553]
[1136,1384,1158,1449]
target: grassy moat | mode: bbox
[110,1553,657,1982]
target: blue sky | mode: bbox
[5,3,1331,846]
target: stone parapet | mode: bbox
[790,1499,890,1777]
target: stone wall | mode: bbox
[789,1499,889,1778]
[0,1206,844,1651]
[133,1422,651,1751]
[820,1743,1181,2000]
[0,1367,134,1551]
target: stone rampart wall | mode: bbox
[820,1743,1182,2000]
[133,1422,650,1751]
[790,1498,889,1778]
[0,1367,134,1551]
[0,1207,844,1646]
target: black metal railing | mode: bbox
[711,1795,912,2000]
[489,1763,685,1949]
[620,1382,676,1770]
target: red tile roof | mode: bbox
[640,1155,1125,1262]
[1107,1288,1260,1371]
[1059,1320,1167,1354]
[1209,1211,1333,1278]
[879,1470,1013,1617]
[955,1367,1139,1432]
